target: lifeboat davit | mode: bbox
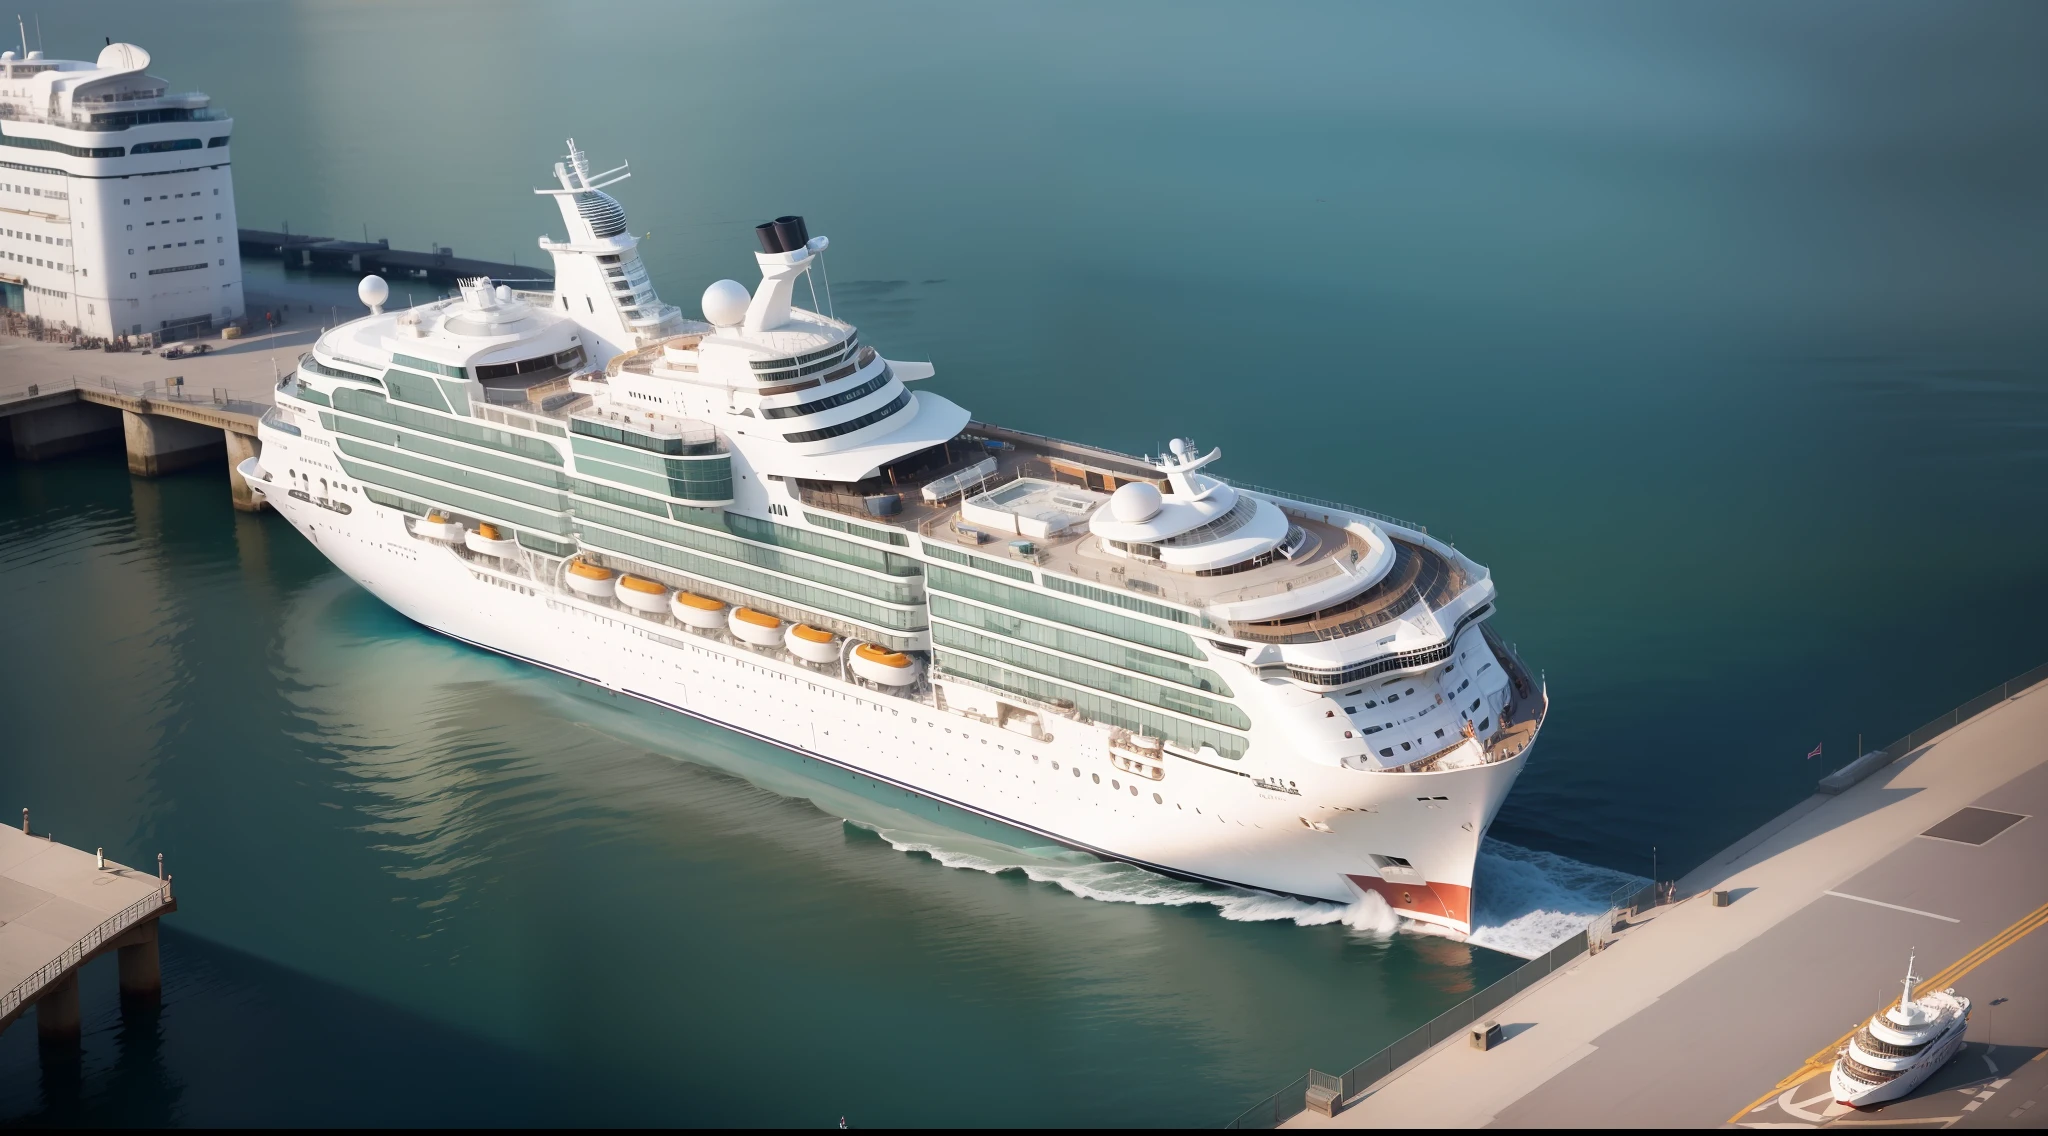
[785,623,839,664]
[670,590,727,630]
[414,510,464,542]
[850,642,921,687]
[465,521,521,557]
[565,558,617,598]
[615,573,670,614]
[728,606,784,647]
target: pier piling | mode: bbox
[116,919,163,1007]
[123,408,227,477]
[34,972,81,1050]
[3,381,270,512]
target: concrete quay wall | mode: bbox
[1279,669,2048,1129]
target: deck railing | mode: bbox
[1232,482,1429,536]
[0,878,172,1025]
[0,374,265,416]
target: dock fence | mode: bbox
[1821,659,2048,792]
[0,880,172,1025]
[1226,930,1589,1128]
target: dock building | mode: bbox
[0,41,242,340]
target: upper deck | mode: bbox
[793,420,1475,639]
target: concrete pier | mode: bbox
[1,381,269,512]
[1275,666,2048,1129]
[123,407,227,477]
[6,397,121,461]
[0,824,176,1055]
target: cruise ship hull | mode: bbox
[249,460,1534,931]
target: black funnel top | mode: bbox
[755,222,784,255]
[772,215,809,253]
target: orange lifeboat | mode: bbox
[414,510,464,542]
[784,623,839,664]
[614,573,670,614]
[564,557,617,598]
[728,606,783,647]
[670,590,727,630]
[850,642,920,687]
[464,521,521,557]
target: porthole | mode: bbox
[1073,768,1081,778]
[1051,761,1059,770]
[1130,785,1139,797]
[1091,773,1100,784]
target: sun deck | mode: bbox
[787,421,1415,621]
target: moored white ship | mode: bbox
[239,140,1546,935]
[1832,955,1970,1107]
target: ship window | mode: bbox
[1362,726,1380,734]
[1072,767,1079,777]
[931,597,1232,695]
[1386,694,1398,703]
[1153,794,1162,804]
[1399,742,1410,751]
[780,389,911,444]
[1406,688,1415,695]
[1091,773,1100,784]
[1479,717,1491,730]
[1435,728,1445,738]
[1111,780,1119,789]
[1470,699,1481,711]
[1379,748,1393,757]
[931,624,1249,729]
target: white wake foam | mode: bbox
[1465,840,1645,958]
[855,822,1641,954]
[854,822,1401,934]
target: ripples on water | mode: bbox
[0,461,1611,1123]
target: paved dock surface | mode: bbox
[0,827,172,1032]
[1287,681,2048,1129]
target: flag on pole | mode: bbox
[1807,742,1823,760]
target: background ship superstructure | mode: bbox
[242,142,1543,933]
[0,41,243,338]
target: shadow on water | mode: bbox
[0,928,632,1127]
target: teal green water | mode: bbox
[5,0,2048,1125]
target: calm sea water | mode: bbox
[4,0,2047,1125]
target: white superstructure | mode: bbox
[1831,955,1970,1107]
[238,142,1545,935]
[0,40,242,339]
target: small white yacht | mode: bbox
[1832,955,1970,1107]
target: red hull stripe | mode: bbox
[1345,874,1473,926]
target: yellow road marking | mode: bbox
[1727,898,2048,1124]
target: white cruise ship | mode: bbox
[239,142,1544,935]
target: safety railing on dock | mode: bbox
[1820,659,2048,792]
[0,880,172,1025]
[1226,930,1589,1128]
[0,374,268,418]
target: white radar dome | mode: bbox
[1109,481,1163,523]
[357,274,390,311]
[702,279,751,327]
[495,284,514,304]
